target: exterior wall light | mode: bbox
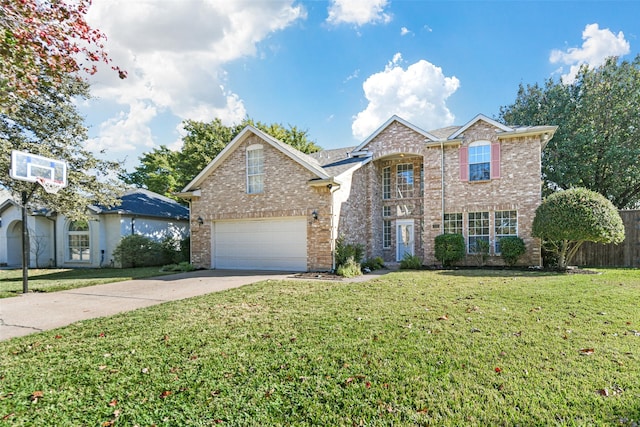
[197,216,204,225]
[312,210,319,221]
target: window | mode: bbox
[68,220,90,262]
[443,213,463,235]
[468,212,489,253]
[246,145,264,194]
[420,163,424,193]
[382,167,391,199]
[396,164,414,198]
[383,220,392,249]
[382,206,391,217]
[469,141,491,181]
[495,211,517,253]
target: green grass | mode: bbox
[0,267,177,298]
[1,269,639,425]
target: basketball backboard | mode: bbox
[10,150,67,187]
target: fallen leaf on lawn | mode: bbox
[102,421,114,427]
[141,368,149,374]
[108,399,117,407]
[494,367,502,373]
[580,348,595,355]
[113,409,121,418]
[466,306,480,313]
[417,408,429,414]
[98,332,106,337]
[365,381,371,388]
[98,365,107,371]
[159,390,172,398]
[2,413,15,421]
[529,307,542,312]
[513,331,522,337]
[437,315,449,321]
[29,391,44,402]
[597,388,610,397]
[470,328,481,333]
[55,335,62,339]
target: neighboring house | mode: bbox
[0,188,189,268]
[179,114,556,272]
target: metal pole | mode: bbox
[21,191,29,293]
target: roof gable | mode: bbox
[448,114,512,139]
[354,115,440,152]
[182,126,330,192]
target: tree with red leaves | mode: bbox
[0,0,125,112]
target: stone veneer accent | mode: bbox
[189,134,332,270]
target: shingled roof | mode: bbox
[96,189,189,220]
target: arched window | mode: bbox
[246,144,264,194]
[68,220,90,262]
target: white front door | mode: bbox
[396,220,414,261]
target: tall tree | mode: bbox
[125,118,322,198]
[0,72,124,219]
[499,55,640,209]
[0,0,126,112]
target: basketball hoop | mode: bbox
[36,177,64,194]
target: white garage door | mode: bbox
[213,217,307,271]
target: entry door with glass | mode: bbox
[396,219,414,261]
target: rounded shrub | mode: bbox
[499,236,526,266]
[434,233,465,267]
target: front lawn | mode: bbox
[0,267,176,298]
[1,269,639,425]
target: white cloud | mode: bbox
[400,27,411,36]
[550,23,630,83]
[352,54,460,139]
[327,0,391,26]
[85,0,306,163]
[85,101,157,154]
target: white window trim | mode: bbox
[67,220,91,263]
[246,144,264,194]
[468,140,491,182]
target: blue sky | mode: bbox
[82,1,639,171]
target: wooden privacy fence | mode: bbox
[572,210,640,267]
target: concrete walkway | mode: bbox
[0,269,390,341]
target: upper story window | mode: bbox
[468,141,491,181]
[382,167,391,200]
[68,220,90,262]
[459,141,500,182]
[246,145,264,194]
[396,164,414,198]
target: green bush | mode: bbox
[399,253,423,270]
[336,257,362,278]
[335,236,364,268]
[113,235,169,268]
[434,233,465,267]
[532,187,625,268]
[499,236,526,266]
[361,256,385,271]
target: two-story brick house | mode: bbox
[179,114,556,271]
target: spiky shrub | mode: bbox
[499,236,526,266]
[399,253,423,270]
[532,187,625,269]
[434,233,465,267]
[335,236,364,269]
[336,257,362,278]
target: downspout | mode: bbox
[441,141,445,229]
[330,185,336,272]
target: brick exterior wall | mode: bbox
[337,120,543,266]
[188,134,332,271]
[187,118,545,271]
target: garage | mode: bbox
[212,217,307,271]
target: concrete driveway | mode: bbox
[0,270,293,341]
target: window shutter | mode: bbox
[459,146,469,181]
[490,143,501,179]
